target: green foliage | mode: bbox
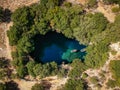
[8,6,35,45]
[89,76,98,84]
[103,0,120,5]
[0,58,8,68]
[0,69,7,80]
[35,19,50,35]
[0,83,6,90]
[11,51,19,59]
[73,13,108,44]
[112,7,120,13]
[58,68,67,78]
[82,73,88,79]
[85,42,109,68]
[110,60,120,80]
[92,14,120,44]
[26,61,36,77]
[49,61,58,75]
[33,62,59,78]
[62,79,84,90]
[63,2,72,8]
[0,7,3,22]
[33,64,43,77]
[106,79,116,88]
[11,6,34,27]
[40,0,62,9]
[0,58,9,80]
[111,50,117,55]
[17,36,34,54]
[31,83,44,90]
[87,0,97,8]
[16,65,28,78]
[69,59,88,78]
[107,60,120,88]
[7,26,21,45]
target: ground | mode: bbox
[0,0,39,12]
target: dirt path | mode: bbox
[14,79,38,90]
[97,2,116,22]
[0,0,39,12]
[14,76,68,90]
[4,22,13,60]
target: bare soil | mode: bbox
[0,0,39,12]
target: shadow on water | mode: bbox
[31,32,86,64]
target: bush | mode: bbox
[106,79,116,88]
[31,83,44,90]
[89,76,99,84]
[0,7,3,22]
[109,60,120,87]
[87,0,97,8]
[62,79,84,90]
[112,7,120,13]
[111,50,117,55]
[104,0,120,5]
[0,83,6,90]
[82,73,88,79]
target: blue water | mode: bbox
[32,32,86,64]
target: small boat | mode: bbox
[71,49,78,53]
[80,48,86,52]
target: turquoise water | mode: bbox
[32,32,86,64]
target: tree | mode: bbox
[62,79,84,90]
[85,42,108,68]
[46,0,61,8]
[86,0,97,8]
[0,58,9,80]
[49,62,58,75]
[31,83,44,90]
[0,7,3,22]
[33,64,43,78]
[26,61,36,77]
[16,65,28,78]
[0,58,8,68]
[17,36,34,54]
[11,6,32,27]
[7,25,21,45]
[0,69,7,80]
[35,19,50,35]
[104,0,120,5]
[69,59,88,78]
[0,83,6,90]
[73,13,108,44]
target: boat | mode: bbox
[71,49,78,53]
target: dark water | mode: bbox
[31,32,86,64]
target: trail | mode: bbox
[4,22,13,60]
[0,0,39,12]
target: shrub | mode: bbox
[112,7,120,13]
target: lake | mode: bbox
[31,32,86,64]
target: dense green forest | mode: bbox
[107,60,120,88]
[3,0,120,89]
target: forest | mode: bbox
[0,0,120,89]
